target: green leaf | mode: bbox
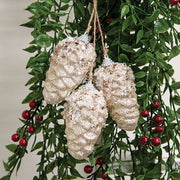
[46,161,57,174]
[3,161,10,171]
[122,16,131,32]
[25,76,38,86]
[121,44,135,53]
[168,46,180,60]
[136,175,145,180]
[135,71,146,78]
[61,0,71,2]
[23,45,39,53]
[117,159,127,169]
[0,175,10,180]
[89,152,95,167]
[136,29,144,44]
[173,95,180,106]
[70,167,83,178]
[136,81,145,87]
[74,1,85,17]
[132,14,137,25]
[31,141,43,152]
[170,172,180,180]
[121,5,129,18]
[107,26,120,36]
[106,167,113,174]
[6,144,17,153]
[20,20,34,28]
[60,4,69,11]
[117,141,129,150]
[36,34,52,48]
[171,82,180,90]
[154,19,169,34]
[26,51,49,68]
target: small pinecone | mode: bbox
[94,57,139,131]
[62,82,108,160]
[43,35,96,104]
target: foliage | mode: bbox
[1,0,180,179]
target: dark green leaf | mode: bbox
[3,161,10,171]
[31,141,43,152]
[26,51,49,68]
[135,71,146,78]
[116,141,129,150]
[61,0,71,2]
[25,76,38,86]
[20,20,34,28]
[46,161,57,174]
[117,159,127,169]
[60,4,69,11]
[36,34,52,48]
[6,144,17,153]
[70,167,83,178]
[170,172,180,180]
[23,45,39,53]
[136,175,145,180]
[136,81,145,87]
[122,16,131,32]
[0,175,10,180]
[89,152,95,167]
[136,29,144,44]
[171,82,180,90]
[107,26,120,36]
[173,95,180,106]
[121,5,129,18]
[121,44,135,53]
[154,19,169,34]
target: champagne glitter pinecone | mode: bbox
[94,57,139,131]
[43,35,96,104]
[62,82,108,160]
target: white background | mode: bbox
[0,0,179,179]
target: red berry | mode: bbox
[141,109,149,117]
[19,138,28,147]
[171,0,179,5]
[152,101,160,109]
[156,125,164,133]
[107,18,113,23]
[29,100,36,109]
[84,165,93,174]
[22,110,30,120]
[35,116,43,122]
[96,157,104,165]
[152,137,161,146]
[140,136,149,146]
[11,133,20,142]
[27,126,35,134]
[101,172,108,179]
[155,115,163,124]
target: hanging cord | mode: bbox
[88,0,108,81]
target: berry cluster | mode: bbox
[170,0,179,5]
[11,100,43,149]
[84,157,108,179]
[140,100,164,148]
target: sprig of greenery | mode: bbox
[1,0,180,180]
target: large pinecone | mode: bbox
[62,82,108,160]
[43,36,96,104]
[94,57,139,131]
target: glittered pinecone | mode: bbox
[94,57,139,131]
[43,35,96,104]
[62,82,108,160]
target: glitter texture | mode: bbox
[43,37,96,104]
[94,57,139,131]
[62,82,108,160]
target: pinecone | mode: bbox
[62,82,108,160]
[43,35,96,104]
[94,57,139,131]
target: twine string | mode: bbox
[88,0,108,81]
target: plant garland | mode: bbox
[1,0,180,180]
